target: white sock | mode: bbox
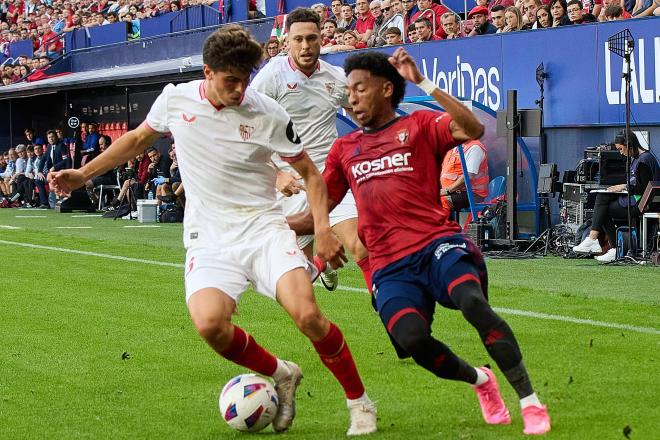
[474,367,489,386]
[347,392,370,405]
[271,359,291,382]
[325,262,336,272]
[520,393,542,409]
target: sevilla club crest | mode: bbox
[396,129,409,144]
[325,82,335,94]
[239,124,255,141]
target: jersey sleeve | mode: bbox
[145,83,174,134]
[251,64,279,100]
[322,139,349,204]
[415,110,458,157]
[268,102,305,162]
[464,144,485,174]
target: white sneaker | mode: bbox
[573,237,602,254]
[347,395,377,436]
[272,361,303,432]
[595,248,616,262]
[320,267,338,291]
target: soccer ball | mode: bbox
[218,374,279,432]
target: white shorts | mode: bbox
[184,229,316,304]
[276,190,358,248]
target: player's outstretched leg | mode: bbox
[187,288,303,432]
[448,275,551,435]
[277,268,377,436]
[385,303,511,426]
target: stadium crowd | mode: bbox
[0,122,183,218]
[2,0,659,86]
[260,0,659,60]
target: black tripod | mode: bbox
[607,30,637,263]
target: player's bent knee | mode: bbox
[194,315,233,346]
[389,314,430,356]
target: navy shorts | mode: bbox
[372,234,488,333]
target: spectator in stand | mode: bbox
[264,38,280,60]
[31,142,49,208]
[62,13,82,32]
[81,121,100,164]
[441,12,465,38]
[412,0,448,39]
[354,0,376,44]
[597,0,632,19]
[322,19,338,45]
[632,0,659,15]
[535,5,553,27]
[502,6,524,31]
[311,3,327,20]
[567,0,597,22]
[522,0,542,28]
[0,152,9,199]
[145,146,171,198]
[367,1,384,46]
[337,4,357,29]
[330,0,344,20]
[1,147,18,206]
[103,11,119,24]
[43,129,70,208]
[334,27,347,44]
[415,17,440,40]
[402,0,419,41]
[155,143,182,204]
[377,0,405,42]
[406,22,418,41]
[550,0,571,25]
[341,29,368,48]
[383,26,404,45]
[24,128,36,145]
[603,3,624,17]
[468,5,497,35]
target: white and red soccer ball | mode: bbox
[219,374,279,432]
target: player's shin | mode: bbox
[312,322,366,400]
[219,325,278,377]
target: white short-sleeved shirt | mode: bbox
[251,56,349,172]
[464,145,486,175]
[145,80,304,249]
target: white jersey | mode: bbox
[145,80,304,249]
[251,56,349,172]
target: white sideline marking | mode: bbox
[71,214,103,218]
[124,225,161,228]
[0,225,20,229]
[0,239,182,269]
[56,226,93,229]
[0,238,657,336]
[15,215,47,218]
[335,286,660,335]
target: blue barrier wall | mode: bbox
[323,18,660,128]
[8,40,34,59]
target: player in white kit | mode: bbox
[251,8,373,293]
[48,25,377,436]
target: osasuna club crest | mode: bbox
[325,82,335,94]
[239,124,255,141]
[396,129,409,144]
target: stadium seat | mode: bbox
[460,175,506,228]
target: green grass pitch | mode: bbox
[1,209,659,439]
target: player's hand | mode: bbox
[388,47,424,85]
[276,170,305,197]
[47,169,86,197]
[315,227,348,269]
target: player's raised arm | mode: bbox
[387,47,484,142]
[289,152,347,269]
[48,123,162,196]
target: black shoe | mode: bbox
[39,204,49,209]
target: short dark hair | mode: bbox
[604,4,622,17]
[344,51,405,109]
[286,7,321,31]
[414,18,431,27]
[146,147,159,155]
[384,27,402,37]
[46,130,56,137]
[322,18,338,27]
[490,5,505,12]
[202,25,263,74]
[407,23,416,32]
[567,0,583,8]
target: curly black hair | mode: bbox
[343,51,405,109]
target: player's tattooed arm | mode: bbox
[388,47,484,142]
